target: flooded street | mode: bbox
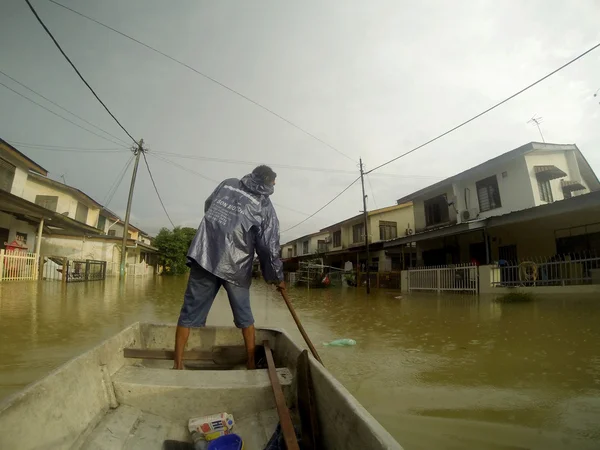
[1,278,599,449]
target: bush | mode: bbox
[153,226,197,275]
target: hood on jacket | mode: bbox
[240,173,274,197]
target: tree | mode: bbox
[153,226,197,275]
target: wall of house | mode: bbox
[308,233,329,253]
[0,211,38,252]
[413,184,457,232]
[525,151,589,205]
[40,236,118,262]
[453,155,535,222]
[368,206,414,242]
[281,244,294,258]
[1,147,31,197]
[22,177,100,227]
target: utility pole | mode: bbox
[120,139,143,279]
[359,158,371,294]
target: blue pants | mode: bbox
[177,263,254,329]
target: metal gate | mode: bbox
[407,263,479,293]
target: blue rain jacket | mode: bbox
[187,173,284,288]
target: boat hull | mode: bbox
[0,322,402,449]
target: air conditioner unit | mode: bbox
[324,236,331,243]
[461,208,479,221]
[405,228,414,236]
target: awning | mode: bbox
[384,220,487,247]
[534,165,567,181]
[0,190,102,236]
[560,180,586,193]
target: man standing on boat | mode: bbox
[173,165,285,370]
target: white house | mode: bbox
[281,231,330,260]
[385,142,600,266]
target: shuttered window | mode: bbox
[97,215,107,231]
[0,158,16,192]
[476,176,502,212]
[75,202,89,223]
[352,223,365,243]
[538,180,553,202]
[379,221,398,240]
[35,195,59,212]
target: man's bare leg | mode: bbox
[173,326,190,370]
[242,325,256,370]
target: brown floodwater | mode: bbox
[1,277,599,449]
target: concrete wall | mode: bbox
[525,151,589,205]
[368,205,414,242]
[453,155,535,221]
[0,211,38,251]
[22,177,100,227]
[41,236,120,263]
[1,146,30,197]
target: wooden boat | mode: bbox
[0,322,402,450]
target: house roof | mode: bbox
[281,230,330,246]
[320,202,413,231]
[28,172,103,209]
[0,139,48,176]
[395,142,600,204]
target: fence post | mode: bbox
[62,258,68,284]
[0,249,4,282]
[37,255,44,281]
[436,268,441,293]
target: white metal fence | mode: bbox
[407,263,479,293]
[0,250,38,281]
[128,262,152,277]
[491,253,600,287]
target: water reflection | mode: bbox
[1,279,599,449]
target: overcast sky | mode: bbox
[1,0,599,241]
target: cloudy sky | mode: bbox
[1,0,599,241]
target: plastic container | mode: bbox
[188,413,235,441]
[206,434,244,450]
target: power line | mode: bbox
[7,140,123,151]
[152,150,442,179]
[281,176,361,233]
[366,173,378,209]
[142,152,175,228]
[15,145,122,154]
[148,152,313,217]
[0,80,130,147]
[25,0,137,145]
[104,154,134,206]
[46,0,357,164]
[366,40,600,174]
[0,70,131,147]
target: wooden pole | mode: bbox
[264,341,300,450]
[279,289,323,365]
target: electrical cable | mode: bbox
[46,0,357,163]
[104,154,134,206]
[142,151,176,228]
[0,70,131,147]
[25,0,137,145]
[366,40,600,174]
[0,81,130,147]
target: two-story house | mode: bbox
[384,142,600,266]
[1,139,101,256]
[321,203,414,272]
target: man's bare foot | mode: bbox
[246,359,256,370]
[172,362,184,370]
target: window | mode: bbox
[127,232,132,239]
[379,221,397,240]
[538,179,553,203]
[302,240,309,255]
[476,176,502,212]
[317,240,327,253]
[75,202,89,223]
[333,230,341,247]
[35,195,58,212]
[352,223,365,244]
[108,230,117,237]
[287,248,293,258]
[0,158,16,192]
[97,215,107,231]
[424,195,450,227]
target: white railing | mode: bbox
[0,250,38,281]
[106,262,119,277]
[407,263,479,293]
[491,253,600,287]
